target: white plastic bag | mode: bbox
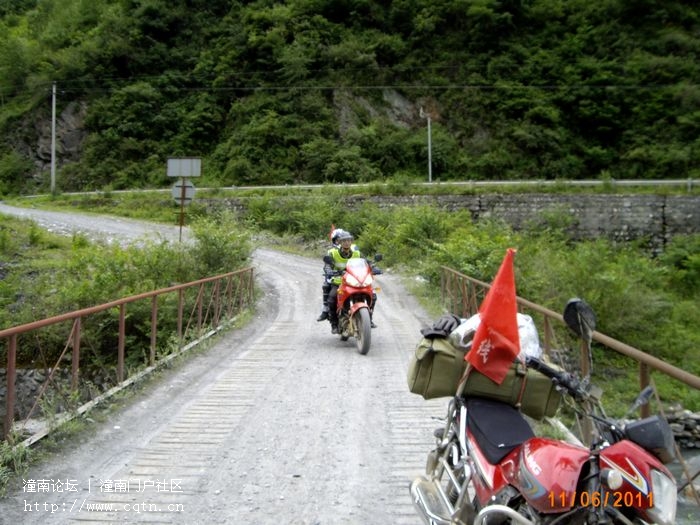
[448,312,542,359]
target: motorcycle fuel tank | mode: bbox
[511,437,590,513]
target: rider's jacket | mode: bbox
[327,247,361,285]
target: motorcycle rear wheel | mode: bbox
[354,308,372,355]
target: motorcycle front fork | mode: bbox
[577,456,629,525]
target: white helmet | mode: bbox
[331,229,348,244]
[330,228,341,244]
[335,230,353,242]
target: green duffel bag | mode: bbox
[407,336,563,420]
[462,360,563,420]
[407,336,468,400]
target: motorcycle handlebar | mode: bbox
[525,356,587,401]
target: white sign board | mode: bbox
[172,179,196,205]
[167,157,201,177]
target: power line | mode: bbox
[1,79,690,98]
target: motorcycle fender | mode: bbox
[337,286,372,310]
[348,302,369,317]
[512,437,590,513]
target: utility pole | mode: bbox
[420,107,432,183]
[50,82,56,195]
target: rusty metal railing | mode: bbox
[441,265,700,505]
[1,267,254,441]
[440,265,700,396]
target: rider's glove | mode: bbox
[420,313,462,339]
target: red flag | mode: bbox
[465,248,520,384]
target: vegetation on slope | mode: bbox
[0,208,251,368]
[3,190,697,411]
[1,0,699,193]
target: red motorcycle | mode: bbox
[323,254,381,355]
[410,299,678,525]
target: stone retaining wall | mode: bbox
[205,193,700,251]
[668,405,700,449]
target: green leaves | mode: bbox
[3,0,700,191]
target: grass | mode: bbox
[3,189,698,415]
[5,176,699,221]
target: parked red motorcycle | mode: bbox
[323,254,381,355]
[410,299,678,525]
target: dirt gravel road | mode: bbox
[0,204,445,524]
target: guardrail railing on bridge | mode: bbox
[1,267,254,442]
[440,265,700,504]
[439,265,700,397]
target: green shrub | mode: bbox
[658,234,700,298]
[0,212,253,368]
[190,210,251,275]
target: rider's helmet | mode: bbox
[336,230,353,243]
[331,228,344,245]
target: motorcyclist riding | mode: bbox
[324,230,364,334]
[316,228,351,322]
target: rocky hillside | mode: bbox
[1,1,699,193]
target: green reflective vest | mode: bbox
[328,247,361,285]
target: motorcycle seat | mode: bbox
[465,396,535,464]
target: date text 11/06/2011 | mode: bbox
[548,490,653,509]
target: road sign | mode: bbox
[172,179,195,206]
[167,157,201,177]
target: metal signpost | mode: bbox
[167,157,201,241]
[419,107,432,183]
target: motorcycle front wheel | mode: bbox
[354,308,372,355]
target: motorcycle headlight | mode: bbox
[345,274,361,287]
[345,274,372,287]
[645,469,676,525]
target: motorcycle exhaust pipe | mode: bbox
[409,476,452,525]
[474,504,535,525]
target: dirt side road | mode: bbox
[0,203,190,244]
[0,204,445,524]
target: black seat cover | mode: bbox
[466,397,535,464]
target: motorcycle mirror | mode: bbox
[563,298,596,382]
[374,254,383,262]
[621,385,655,420]
[323,254,333,265]
[629,385,655,413]
[563,298,596,343]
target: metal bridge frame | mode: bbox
[1,267,254,442]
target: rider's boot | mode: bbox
[317,285,331,321]
[370,297,377,328]
[329,311,339,334]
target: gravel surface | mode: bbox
[0,204,445,524]
[0,203,190,245]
